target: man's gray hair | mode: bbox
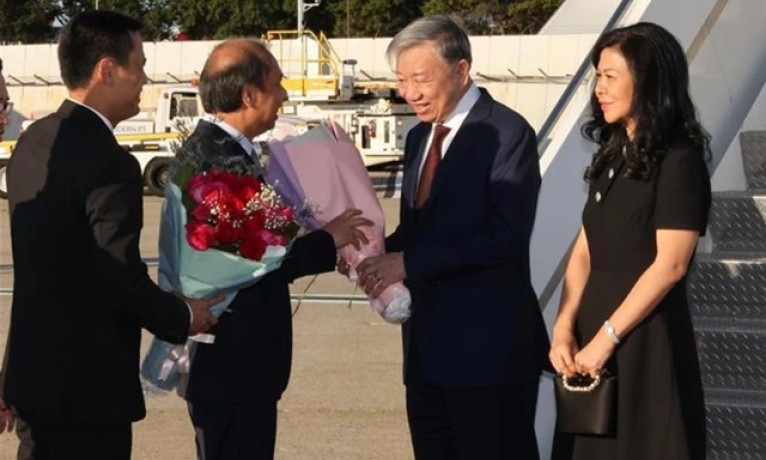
[386,15,472,67]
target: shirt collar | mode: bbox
[439,83,480,132]
[68,98,113,131]
[202,114,255,157]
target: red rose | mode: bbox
[240,234,267,260]
[184,169,295,260]
[217,194,245,219]
[233,175,262,202]
[215,218,243,245]
[187,171,212,191]
[188,171,232,204]
[243,209,266,234]
[186,221,216,250]
[259,229,289,247]
[276,205,294,222]
[191,202,214,222]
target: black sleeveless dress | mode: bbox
[553,141,710,460]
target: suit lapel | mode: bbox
[194,120,253,161]
[418,89,494,213]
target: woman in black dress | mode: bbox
[549,23,710,460]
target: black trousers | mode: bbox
[406,381,540,460]
[16,410,131,460]
[188,399,277,460]
[405,344,540,460]
[12,408,35,460]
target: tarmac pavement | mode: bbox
[0,196,413,460]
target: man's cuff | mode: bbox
[185,301,193,325]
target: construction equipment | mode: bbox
[265,29,417,166]
[1,30,415,199]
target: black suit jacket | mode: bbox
[387,89,549,386]
[3,101,190,422]
[180,121,337,404]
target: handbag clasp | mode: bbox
[561,373,602,392]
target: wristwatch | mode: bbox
[604,320,620,345]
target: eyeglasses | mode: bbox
[1,100,12,115]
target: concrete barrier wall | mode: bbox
[1,35,597,82]
[0,34,598,139]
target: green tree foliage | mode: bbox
[168,0,301,40]
[0,0,564,43]
[423,0,563,35]
[55,0,175,41]
[0,0,60,43]
[506,0,564,34]
[324,0,424,38]
[422,0,511,35]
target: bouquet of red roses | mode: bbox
[184,169,299,261]
[141,139,308,393]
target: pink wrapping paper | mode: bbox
[268,122,410,323]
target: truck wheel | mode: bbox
[0,160,9,199]
[144,158,171,196]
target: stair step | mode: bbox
[693,317,766,334]
[688,257,766,320]
[741,130,766,192]
[708,193,766,253]
[694,130,766,459]
[706,402,766,459]
[705,389,766,408]
[691,303,766,324]
[694,329,766,392]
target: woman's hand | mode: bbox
[573,331,616,378]
[549,326,580,377]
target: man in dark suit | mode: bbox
[0,55,35,460]
[0,56,17,440]
[357,15,548,460]
[1,11,220,459]
[178,38,371,460]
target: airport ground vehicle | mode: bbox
[0,30,415,199]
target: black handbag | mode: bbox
[554,372,617,435]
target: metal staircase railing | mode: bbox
[265,29,342,101]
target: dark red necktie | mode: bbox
[416,124,451,209]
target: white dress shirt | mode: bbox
[417,83,481,180]
[202,114,261,162]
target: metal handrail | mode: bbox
[535,0,738,312]
[535,0,635,152]
[266,29,341,99]
[534,0,634,311]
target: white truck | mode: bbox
[1,31,418,199]
[0,86,202,199]
[0,86,317,198]
[269,29,418,166]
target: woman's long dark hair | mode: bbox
[582,22,710,181]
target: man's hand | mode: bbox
[0,397,15,434]
[336,256,350,277]
[357,252,406,298]
[184,293,225,336]
[323,209,373,249]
